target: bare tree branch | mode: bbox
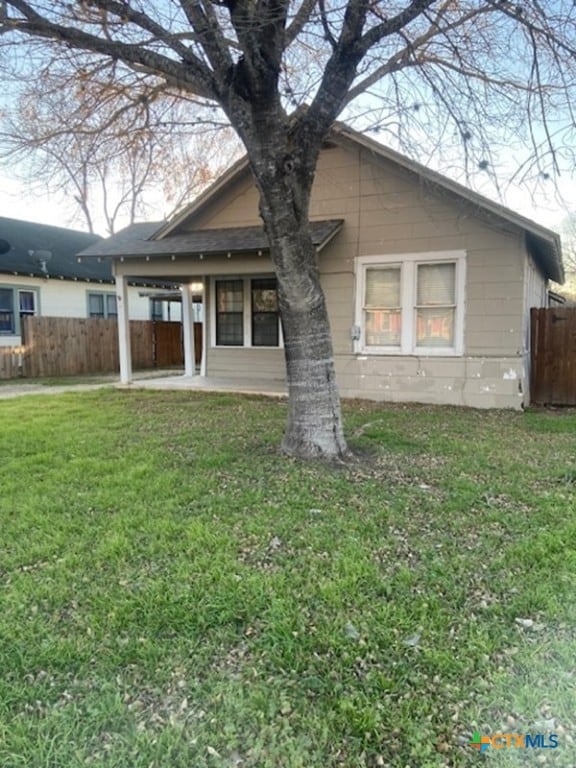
[527,25,559,176]
[285,0,317,47]
[179,0,233,76]
[359,0,437,52]
[2,0,218,98]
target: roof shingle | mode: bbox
[80,220,344,259]
[0,217,106,281]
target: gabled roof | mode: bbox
[151,155,250,241]
[0,217,107,281]
[152,124,564,283]
[333,124,564,284]
[79,122,564,283]
[80,220,344,259]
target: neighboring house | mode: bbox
[0,217,180,346]
[79,124,564,409]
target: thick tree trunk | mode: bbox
[234,109,349,459]
[263,216,349,460]
[279,268,349,459]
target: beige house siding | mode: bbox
[114,139,553,409]
[312,143,527,354]
[305,141,528,408]
[183,169,261,230]
[335,356,524,409]
[207,347,286,382]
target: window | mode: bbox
[216,279,244,345]
[0,288,14,333]
[150,298,164,321]
[19,290,36,319]
[356,252,465,355]
[252,278,279,347]
[106,294,118,318]
[364,267,402,347]
[416,263,456,348]
[88,293,104,318]
[88,291,117,319]
[151,298,183,322]
[0,286,38,335]
[213,277,281,348]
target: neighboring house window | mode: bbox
[216,279,244,346]
[150,298,164,321]
[356,251,465,355]
[213,277,281,347]
[0,286,38,334]
[88,291,117,318]
[19,290,36,319]
[0,287,14,333]
[106,295,118,318]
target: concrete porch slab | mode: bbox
[118,374,287,398]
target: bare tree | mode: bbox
[1,1,575,458]
[559,213,576,273]
[0,67,238,233]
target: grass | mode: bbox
[0,390,574,767]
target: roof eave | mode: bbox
[527,232,564,284]
[0,268,115,283]
[333,123,564,282]
[81,123,564,281]
[315,219,344,251]
[77,219,343,260]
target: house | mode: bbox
[79,124,564,409]
[0,217,182,346]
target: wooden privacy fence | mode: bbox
[0,346,24,379]
[22,316,153,377]
[0,316,202,379]
[531,307,576,406]
[154,322,202,367]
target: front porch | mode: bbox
[78,219,343,390]
[117,372,287,398]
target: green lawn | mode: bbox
[0,390,574,767]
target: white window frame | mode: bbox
[210,276,284,349]
[355,251,466,356]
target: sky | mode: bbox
[1,148,574,239]
[0,173,167,236]
[1,2,575,241]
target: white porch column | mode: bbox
[181,283,196,377]
[115,273,132,384]
[200,277,207,377]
